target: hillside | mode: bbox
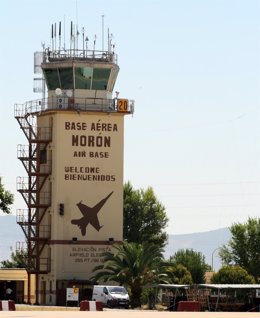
[0,215,230,270]
[165,227,231,270]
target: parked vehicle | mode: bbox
[92,285,130,308]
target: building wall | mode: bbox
[37,111,125,303]
[51,112,124,242]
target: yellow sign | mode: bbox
[117,99,128,112]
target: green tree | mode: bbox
[164,263,193,284]
[219,217,260,280]
[123,181,169,247]
[170,249,210,283]
[1,250,25,268]
[91,241,168,308]
[211,265,255,284]
[0,177,14,214]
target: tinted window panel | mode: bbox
[59,68,73,89]
[44,67,110,90]
[92,68,111,90]
[43,69,60,90]
[75,67,93,89]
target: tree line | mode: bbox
[0,177,259,308]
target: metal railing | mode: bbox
[14,97,134,117]
[43,48,118,64]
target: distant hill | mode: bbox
[0,215,231,270]
[164,228,231,270]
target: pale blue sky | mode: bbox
[0,0,260,234]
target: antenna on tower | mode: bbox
[76,0,78,26]
[51,24,54,51]
[76,26,80,51]
[101,14,105,51]
[93,34,97,53]
[70,21,73,55]
[108,29,113,53]
[108,28,110,53]
[82,27,85,55]
[111,33,114,52]
[85,35,89,55]
[75,0,79,51]
[59,21,61,51]
[63,16,66,51]
[54,22,57,51]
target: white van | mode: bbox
[92,285,130,308]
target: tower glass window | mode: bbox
[43,67,73,90]
[44,67,111,91]
[75,67,93,89]
[43,69,60,90]
[92,68,111,90]
[59,68,73,89]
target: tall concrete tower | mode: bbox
[15,22,134,305]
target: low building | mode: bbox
[0,268,35,304]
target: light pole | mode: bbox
[211,247,220,271]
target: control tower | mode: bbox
[14,22,134,305]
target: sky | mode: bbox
[0,0,260,235]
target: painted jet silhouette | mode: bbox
[71,191,113,236]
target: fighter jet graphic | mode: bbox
[71,191,113,236]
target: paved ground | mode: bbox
[0,310,260,317]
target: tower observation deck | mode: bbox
[14,22,134,306]
[16,21,134,117]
